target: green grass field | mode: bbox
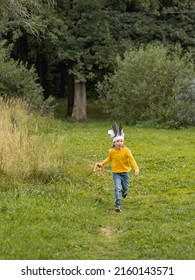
[0,101,194,260]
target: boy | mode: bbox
[98,123,139,212]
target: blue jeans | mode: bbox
[113,172,129,207]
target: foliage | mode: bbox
[54,0,119,83]
[0,41,54,114]
[0,108,194,259]
[0,0,194,121]
[98,43,195,128]
[0,0,55,35]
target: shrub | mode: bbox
[0,41,54,114]
[98,43,195,128]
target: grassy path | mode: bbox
[0,116,194,259]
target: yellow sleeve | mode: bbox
[103,157,111,165]
[103,150,112,165]
[127,149,139,171]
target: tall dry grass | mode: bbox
[0,98,65,186]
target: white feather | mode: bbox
[108,129,115,138]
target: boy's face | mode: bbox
[114,139,124,150]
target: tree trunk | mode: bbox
[36,53,49,98]
[71,80,87,121]
[13,34,28,62]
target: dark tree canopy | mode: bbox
[0,0,194,121]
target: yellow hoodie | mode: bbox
[103,146,139,173]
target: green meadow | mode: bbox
[0,100,194,260]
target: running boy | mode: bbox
[98,123,139,212]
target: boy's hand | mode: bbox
[98,162,104,167]
[135,170,139,176]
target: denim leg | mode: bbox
[121,172,130,194]
[113,173,122,207]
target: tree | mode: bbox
[64,0,194,120]
[1,0,194,123]
[0,1,55,24]
[55,0,119,120]
[0,1,56,113]
[98,43,195,127]
[0,0,61,99]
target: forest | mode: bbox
[0,0,195,126]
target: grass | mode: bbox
[0,99,194,260]
[0,98,66,185]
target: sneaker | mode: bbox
[115,206,121,212]
[122,192,127,199]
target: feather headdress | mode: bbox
[108,122,124,142]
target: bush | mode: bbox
[0,41,54,114]
[97,43,195,128]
